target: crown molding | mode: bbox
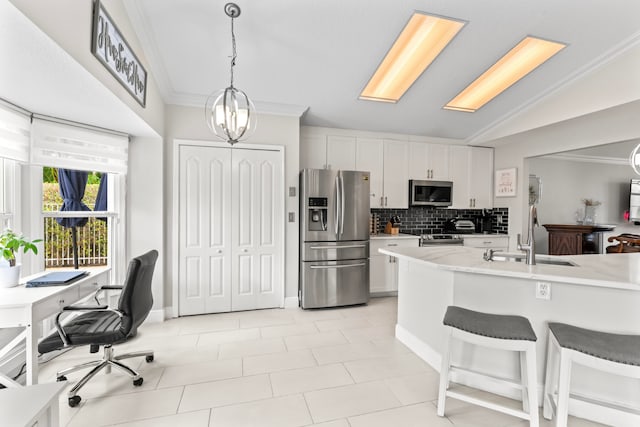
[545,153,628,166]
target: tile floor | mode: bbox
[38,297,606,426]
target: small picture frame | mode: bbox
[495,168,517,197]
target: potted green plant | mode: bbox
[0,229,42,288]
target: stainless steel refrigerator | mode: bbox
[299,169,370,309]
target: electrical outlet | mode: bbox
[288,212,295,222]
[497,215,503,224]
[536,282,551,300]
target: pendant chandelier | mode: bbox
[205,3,256,145]
[630,143,640,175]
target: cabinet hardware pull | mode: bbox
[388,243,398,246]
[384,196,388,206]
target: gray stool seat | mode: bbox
[549,322,640,366]
[444,306,537,342]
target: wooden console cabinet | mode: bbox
[542,224,615,255]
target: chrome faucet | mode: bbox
[517,204,538,265]
[483,248,502,261]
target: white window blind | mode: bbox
[31,118,128,174]
[0,104,30,162]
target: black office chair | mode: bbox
[38,250,158,407]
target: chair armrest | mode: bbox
[54,306,123,346]
[92,285,123,305]
[62,304,109,311]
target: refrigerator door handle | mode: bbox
[310,263,366,270]
[334,175,340,237]
[340,172,345,237]
[309,244,367,250]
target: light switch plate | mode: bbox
[289,187,296,197]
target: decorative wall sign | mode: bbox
[91,0,147,107]
[495,168,517,197]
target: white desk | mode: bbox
[0,382,66,426]
[0,267,110,387]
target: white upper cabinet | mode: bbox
[449,146,494,209]
[382,140,409,208]
[326,135,356,170]
[300,135,327,170]
[409,142,450,181]
[355,138,384,209]
[300,135,356,170]
[356,138,408,209]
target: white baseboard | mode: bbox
[146,308,165,323]
[395,323,640,426]
[284,297,299,308]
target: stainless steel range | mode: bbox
[420,234,464,247]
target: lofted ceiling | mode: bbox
[124,0,640,142]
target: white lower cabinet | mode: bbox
[370,236,419,294]
[463,235,509,250]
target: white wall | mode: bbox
[529,157,638,253]
[128,136,164,313]
[164,105,301,313]
[492,100,640,250]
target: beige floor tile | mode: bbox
[157,358,242,388]
[66,387,183,427]
[385,372,440,405]
[261,322,319,338]
[292,308,345,322]
[314,317,372,332]
[137,345,219,368]
[238,310,297,329]
[271,363,353,396]
[179,374,272,412]
[284,330,348,351]
[304,380,401,423]
[370,337,413,355]
[115,333,199,353]
[218,337,286,359]
[197,327,261,347]
[311,341,391,365]
[178,316,240,335]
[243,349,317,376]
[364,312,398,327]
[210,394,312,427]
[348,402,453,427]
[305,420,350,427]
[136,320,182,337]
[109,409,211,427]
[340,324,396,343]
[343,352,431,382]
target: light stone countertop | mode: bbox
[378,246,640,291]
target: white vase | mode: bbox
[0,264,21,288]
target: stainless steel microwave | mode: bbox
[409,180,453,207]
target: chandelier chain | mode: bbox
[230,16,237,88]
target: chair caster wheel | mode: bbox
[145,355,154,363]
[133,377,143,386]
[68,396,81,407]
[57,375,67,382]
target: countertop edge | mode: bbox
[379,247,640,292]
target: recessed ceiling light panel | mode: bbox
[444,36,567,112]
[359,12,466,103]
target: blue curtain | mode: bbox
[56,169,90,228]
[94,173,107,222]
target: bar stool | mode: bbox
[543,322,640,427]
[437,306,539,427]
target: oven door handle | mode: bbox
[309,244,367,250]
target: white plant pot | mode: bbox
[0,263,21,288]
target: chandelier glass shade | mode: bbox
[205,86,255,144]
[205,3,256,145]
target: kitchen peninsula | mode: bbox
[379,245,640,424]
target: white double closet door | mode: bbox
[178,144,283,315]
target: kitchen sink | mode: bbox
[489,253,577,266]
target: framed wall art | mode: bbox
[495,168,517,197]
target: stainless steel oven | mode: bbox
[419,234,464,247]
